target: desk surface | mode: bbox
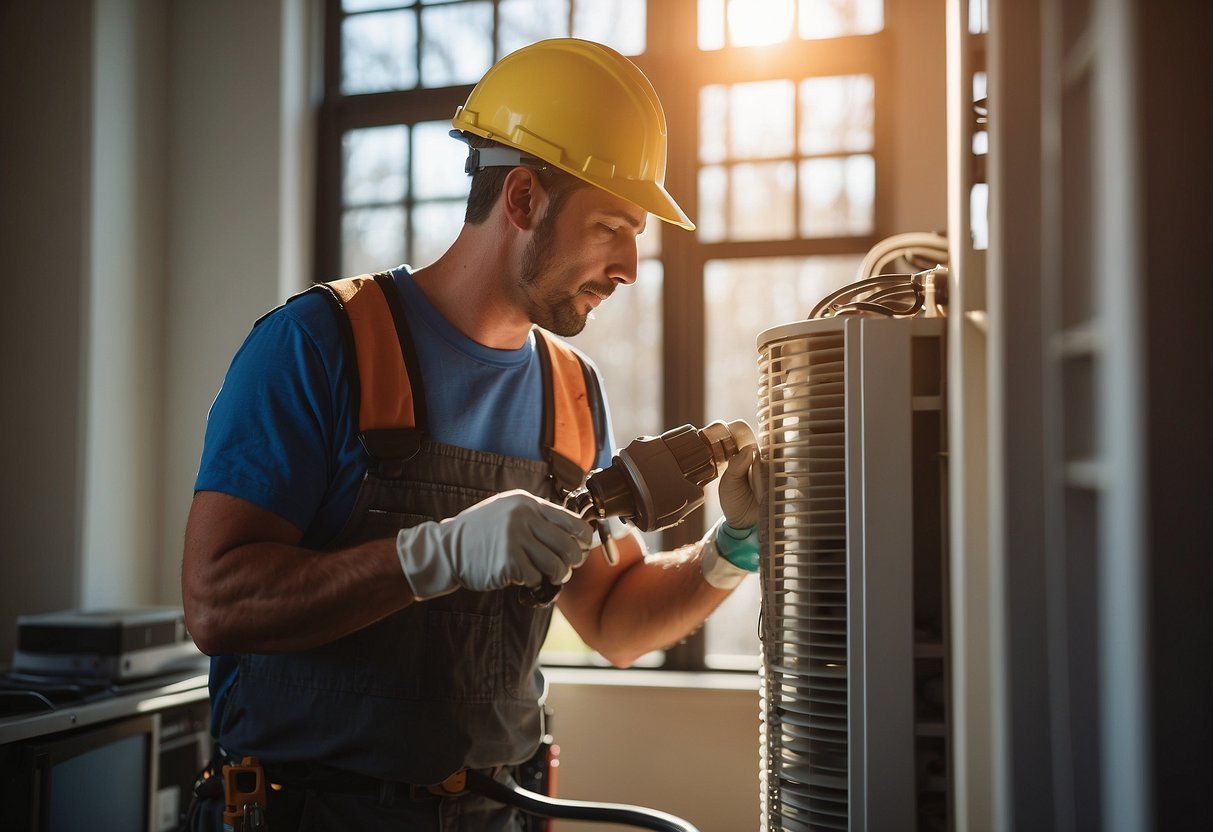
[0,669,209,745]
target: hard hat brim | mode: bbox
[598,175,696,232]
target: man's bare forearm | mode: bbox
[183,491,413,655]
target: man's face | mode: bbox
[515,184,647,337]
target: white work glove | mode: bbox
[718,444,763,530]
[702,444,765,589]
[395,489,594,600]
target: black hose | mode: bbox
[465,769,701,832]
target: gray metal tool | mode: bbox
[521,419,757,607]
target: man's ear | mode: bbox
[501,167,544,231]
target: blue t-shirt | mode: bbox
[195,266,616,729]
[195,266,615,546]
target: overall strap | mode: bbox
[313,274,429,475]
[533,328,601,495]
[320,273,429,433]
[314,275,600,489]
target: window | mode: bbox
[319,0,888,671]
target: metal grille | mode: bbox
[757,314,949,831]
[758,321,849,832]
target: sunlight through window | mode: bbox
[727,0,794,47]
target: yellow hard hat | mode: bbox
[451,38,694,231]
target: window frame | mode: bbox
[315,0,892,671]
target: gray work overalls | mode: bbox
[214,273,602,831]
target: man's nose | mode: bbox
[608,241,639,285]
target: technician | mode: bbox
[182,38,760,831]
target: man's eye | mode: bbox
[599,223,618,235]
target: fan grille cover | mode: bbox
[759,322,849,831]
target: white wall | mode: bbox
[0,0,92,660]
[545,671,760,832]
[80,0,167,608]
[0,0,314,647]
[159,0,315,603]
[888,0,948,235]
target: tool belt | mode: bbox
[188,762,506,832]
[191,727,555,829]
[261,760,495,802]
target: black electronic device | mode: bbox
[0,713,157,831]
[12,607,202,683]
[0,686,211,832]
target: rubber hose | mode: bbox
[465,769,701,832]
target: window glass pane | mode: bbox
[412,121,472,199]
[541,258,663,667]
[636,217,661,261]
[420,2,493,87]
[573,0,646,56]
[698,0,725,50]
[971,182,988,250]
[500,0,569,58]
[799,154,874,237]
[343,0,414,11]
[542,611,595,664]
[343,206,406,275]
[568,259,663,450]
[409,201,465,267]
[730,161,796,240]
[699,85,728,164]
[731,80,795,159]
[705,255,862,421]
[702,254,863,667]
[697,165,728,242]
[973,73,988,156]
[798,0,884,40]
[799,74,874,155]
[703,570,761,667]
[728,0,794,47]
[343,126,408,206]
[342,10,417,94]
[969,0,989,34]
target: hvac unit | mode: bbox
[756,257,950,832]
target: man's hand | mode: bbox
[396,489,594,600]
[718,444,763,530]
[701,443,764,589]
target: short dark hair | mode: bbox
[461,134,588,225]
